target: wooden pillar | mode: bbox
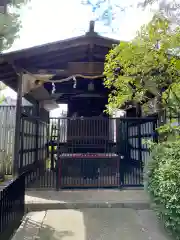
[67,100,74,117]
[13,72,23,178]
[136,103,142,117]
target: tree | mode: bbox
[138,0,180,26]
[103,13,180,116]
[0,0,29,52]
[0,1,30,102]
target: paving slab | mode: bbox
[136,210,173,240]
[25,189,150,211]
[12,208,173,240]
[11,211,46,240]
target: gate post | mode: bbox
[35,103,40,173]
[13,72,23,178]
[56,118,61,191]
[116,118,125,187]
[19,117,24,172]
[138,121,142,168]
[153,119,158,143]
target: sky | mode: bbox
[2,0,155,115]
[7,0,156,51]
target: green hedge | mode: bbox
[145,139,180,239]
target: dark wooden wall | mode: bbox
[68,96,108,117]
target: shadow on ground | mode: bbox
[12,208,173,240]
[12,212,74,240]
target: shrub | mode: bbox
[145,139,180,239]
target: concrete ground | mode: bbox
[25,189,150,211]
[11,208,173,240]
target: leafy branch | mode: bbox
[0,0,30,52]
[104,13,180,115]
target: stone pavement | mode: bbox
[12,208,173,240]
[25,189,150,211]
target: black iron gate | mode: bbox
[19,115,49,189]
[50,117,120,189]
[47,116,157,189]
[20,116,157,190]
[118,117,157,187]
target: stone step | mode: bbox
[25,189,150,212]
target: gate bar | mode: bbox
[56,118,60,190]
[13,72,23,177]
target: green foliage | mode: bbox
[158,122,180,136]
[145,138,180,239]
[163,83,180,116]
[104,13,180,112]
[0,81,6,103]
[138,0,180,25]
[0,0,30,52]
[145,121,180,238]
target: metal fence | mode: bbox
[0,111,158,189]
[0,106,37,179]
[56,154,120,189]
[53,117,119,188]
[32,116,156,189]
[0,174,25,239]
[19,116,47,170]
[49,117,117,152]
[19,116,48,188]
[118,117,157,186]
[25,117,119,189]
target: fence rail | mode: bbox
[19,116,47,172]
[0,105,42,178]
[29,116,156,189]
[0,113,158,190]
[19,116,48,188]
[0,174,25,239]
